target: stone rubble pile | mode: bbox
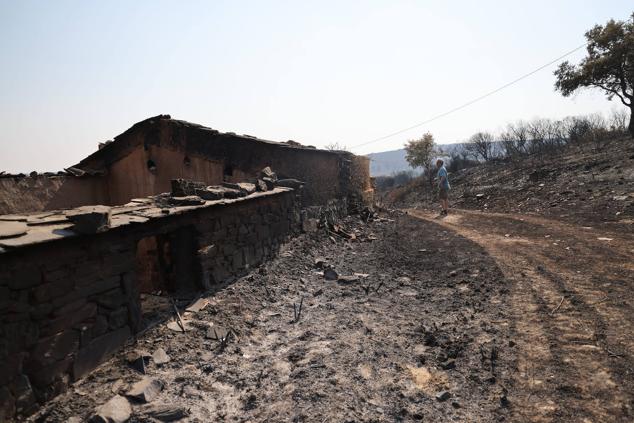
[169,167,304,205]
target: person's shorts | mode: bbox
[439,187,449,200]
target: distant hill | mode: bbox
[366,149,412,176]
[366,143,466,176]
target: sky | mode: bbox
[0,1,632,172]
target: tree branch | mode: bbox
[593,82,631,106]
[617,65,633,100]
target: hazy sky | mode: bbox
[0,1,632,172]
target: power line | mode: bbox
[351,42,587,150]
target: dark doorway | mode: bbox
[135,226,201,320]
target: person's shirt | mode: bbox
[438,166,450,189]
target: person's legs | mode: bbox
[439,189,448,214]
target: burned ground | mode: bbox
[386,137,634,230]
[19,137,634,422]
[29,213,516,422]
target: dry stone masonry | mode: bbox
[0,176,301,420]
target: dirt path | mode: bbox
[408,208,634,422]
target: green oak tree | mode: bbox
[404,132,438,188]
[555,14,634,137]
[554,13,634,137]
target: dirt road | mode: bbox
[408,208,634,422]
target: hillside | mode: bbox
[367,143,467,176]
[385,137,634,229]
[366,148,411,176]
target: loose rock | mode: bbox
[67,206,112,234]
[436,391,451,402]
[144,404,190,422]
[126,378,164,403]
[338,275,359,284]
[323,268,339,281]
[89,395,131,423]
[152,348,171,365]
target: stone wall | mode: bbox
[0,231,139,419]
[0,188,299,421]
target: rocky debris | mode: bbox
[152,348,171,365]
[314,257,328,269]
[323,268,339,280]
[169,177,272,203]
[181,385,202,399]
[221,182,256,196]
[219,186,245,199]
[221,182,242,191]
[26,213,69,226]
[170,179,206,197]
[0,221,27,239]
[111,379,124,394]
[338,275,360,284]
[143,404,190,422]
[166,320,190,332]
[89,395,131,423]
[262,177,276,190]
[168,196,205,206]
[396,276,412,284]
[21,212,520,422]
[256,179,269,192]
[205,325,230,341]
[260,166,277,181]
[66,206,112,234]
[64,167,86,177]
[236,182,256,195]
[0,214,28,222]
[436,391,451,402]
[125,378,164,403]
[276,179,304,189]
[126,350,151,374]
[185,298,209,313]
[194,187,224,201]
[441,359,456,370]
[329,223,355,240]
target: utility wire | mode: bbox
[352,42,587,150]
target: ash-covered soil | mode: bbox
[29,213,515,422]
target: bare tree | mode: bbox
[324,142,349,151]
[608,107,629,135]
[500,120,529,159]
[465,131,495,161]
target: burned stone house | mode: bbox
[0,115,373,420]
[0,114,373,214]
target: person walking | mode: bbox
[436,159,450,215]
